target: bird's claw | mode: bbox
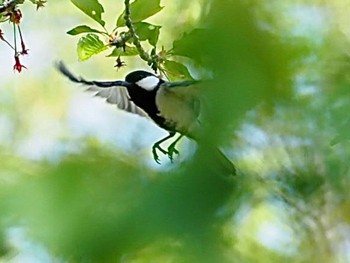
[152,143,180,164]
[167,143,179,162]
[152,144,167,164]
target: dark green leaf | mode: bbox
[107,46,139,57]
[163,60,194,81]
[67,25,104,36]
[117,0,163,27]
[71,0,105,27]
[134,22,161,46]
[77,34,108,61]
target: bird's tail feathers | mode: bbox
[196,142,236,176]
[213,147,236,175]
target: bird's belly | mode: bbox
[156,89,199,136]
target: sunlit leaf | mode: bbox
[163,60,194,81]
[0,15,7,23]
[71,0,105,27]
[117,0,163,27]
[77,34,108,61]
[67,25,104,35]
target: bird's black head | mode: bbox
[125,70,155,83]
[125,70,162,91]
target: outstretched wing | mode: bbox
[86,85,148,117]
[56,62,148,118]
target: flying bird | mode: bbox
[57,62,235,174]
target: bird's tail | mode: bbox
[195,143,236,176]
[213,147,236,175]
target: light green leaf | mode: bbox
[67,25,104,35]
[134,22,161,46]
[163,60,194,81]
[77,34,108,61]
[117,0,163,27]
[107,46,139,57]
[71,0,105,27]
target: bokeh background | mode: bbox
[1,0,350,262]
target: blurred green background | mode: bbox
[1,0,350,262]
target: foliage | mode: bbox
[1,0,350,262]
[66,0,194,80]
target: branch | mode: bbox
[123,0,159,71]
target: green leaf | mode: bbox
[77,34,108,61]
[71,0,105,27]
[134,22,161,46]
[117,0,163,27]
[172,29,207,58]
[163,60,194,81]
[0,15,6,23]
[67,25,104,36]
[107,46,139,57]
[330,121,350,146]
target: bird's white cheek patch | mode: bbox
[136,76,159,91]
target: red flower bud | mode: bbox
[20,39,28,55]
[0,29,4,41]
[10,9,22,24]
[13,55,27,73]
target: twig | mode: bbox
[123,0,159,70]
[0,29,15,50]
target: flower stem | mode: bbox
[13,22,17,54]
[0,30,15,50]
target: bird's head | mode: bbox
[125,70,163,91]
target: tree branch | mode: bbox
[123,0,159,71]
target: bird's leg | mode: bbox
[167,134,184,162]
[152,132,176,164]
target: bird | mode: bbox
[56,62,235,174]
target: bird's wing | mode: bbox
[86,85,148,117]
[57,61,148,118]
[160,80,200,88]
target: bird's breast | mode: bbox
[155,88,199,136]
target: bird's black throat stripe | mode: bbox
[127,84,171,131]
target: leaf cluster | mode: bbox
[68,0,193,80]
